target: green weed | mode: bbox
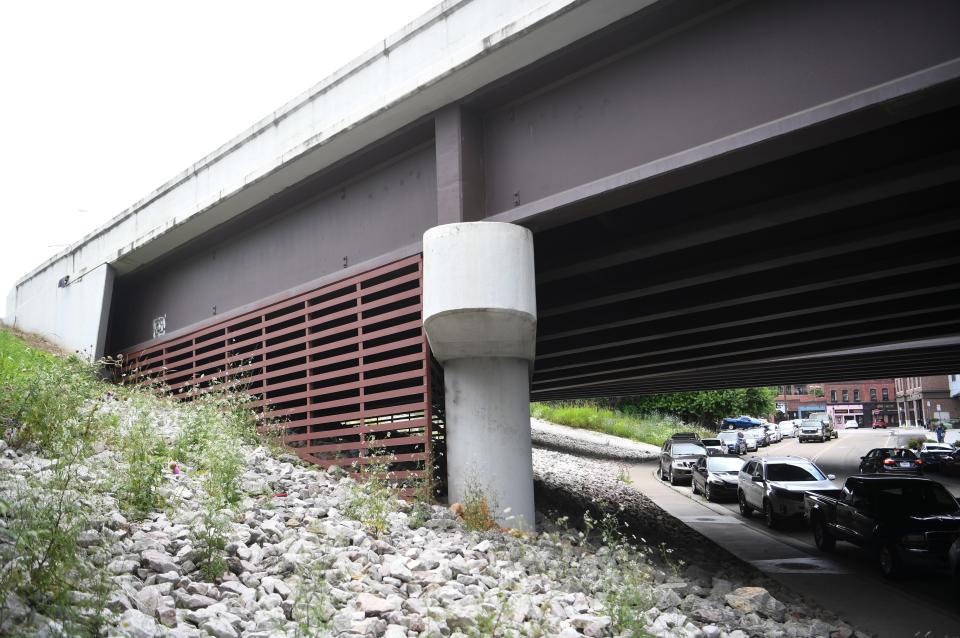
[530,402,710,447]
[344,451,396,536]
[190,499,230,582]
[117,414,168,520]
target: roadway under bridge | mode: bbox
[7,0,960,527]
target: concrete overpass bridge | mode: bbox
[8,0,960,527]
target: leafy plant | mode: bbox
[906,436,926,451]
[343,451,396,536]
[289,558,333,637]
[117,414,168,519]
[0,459,109,636]
[190,499,230,582]
[604,569,654,638]
[459,482,498,532]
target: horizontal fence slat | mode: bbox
[119,256,436,485]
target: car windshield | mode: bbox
[800,420,822,428]
[718,432,740,442]
[701,439,721,446]
[871,482,960,517]
[765,463,825,482]
[672,444,705,456]
[707,457,744,472]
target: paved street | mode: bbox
[631,428,960,638]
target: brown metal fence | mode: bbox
[118,254,443,483]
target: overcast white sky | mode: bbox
[0,0,437,309]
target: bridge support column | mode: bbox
[423,222,537,530]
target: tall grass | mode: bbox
[530,402,711,447]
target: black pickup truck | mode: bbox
[804,475,960,578]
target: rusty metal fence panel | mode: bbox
[119,255,441,482]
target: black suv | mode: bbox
[659,436,706,485]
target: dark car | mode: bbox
[692,455,744,501]
[919,443,957,472]
[941,449,960,478]
[717,431,747,455]
[951,536,960,599]
[859,448,923,474]
[805,475,960,578]
[659,439,706,486]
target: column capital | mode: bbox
[423,222,536,362]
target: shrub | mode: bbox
[289,559,334,636]
[459,482,498,532]
[0,463,109,636]
[0,329,114,455]
[117,414,169,519]
[343,453,396,536]
[906,437,926,451]
[190,499,230,582]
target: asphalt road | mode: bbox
[652,427,960,632]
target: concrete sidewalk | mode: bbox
[629,465,960,638]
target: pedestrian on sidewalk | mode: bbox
[935,423,945,443]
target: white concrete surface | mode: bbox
[423,222,536,361]
[6,0,646,354]
[423,222,537,529]
[444,357,536,529]
[5,263,114,360]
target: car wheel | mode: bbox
[879,543,902,579]
[738,491,753,518]
[812,515,836,552]
[669,468,679,486]
[705,483,713,502]
[692,480,700,495]
[763,499,779,529]
[659,463,667,481]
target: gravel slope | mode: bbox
[1,406,866,637]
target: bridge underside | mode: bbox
[530,99,960,399]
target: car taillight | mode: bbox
[915,459,923,465]
[883,458,895,466]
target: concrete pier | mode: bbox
[423,222,537,530]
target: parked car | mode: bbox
[843,419,859,429]
[745,426,769,448]
[764,423,783,443]
[777,419,800,438]
[738,456,837,528]
[805,475,960,578]
[919,443,957,472]
[858,448,924,475]
[950,536,960,598]
[871,419,889,429]
[659,438,707,486]
[940,449,960,478]
[700,438,725,455]
[717,430,748,455]
[692,455,744,502]
[798,418,836,443]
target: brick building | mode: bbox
[895,376,960,427]
[821,379,898,428]
[775,384,826,420]
[777,380,899,427]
